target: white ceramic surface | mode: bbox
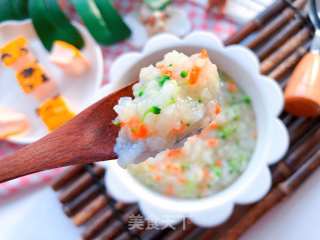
[0,20,103,144]
[97,31,289,227]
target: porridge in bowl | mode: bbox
[113,50,256,198]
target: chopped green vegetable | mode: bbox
[198,99,202,103]
[112,120,121,127]
[149,106,161,114]
[144,106,161,118]
[138,89,144,97]
[158,75,170,86]
[231,95,252,105]
[232,115,240,121]
[228,159,241,174]
[217,125,236,139]
[184,180,198,197]
[168,64,173,67]
[180,70,188,78]
[165,97,176,106]
[211,166,222,178]
[228,153,248,174]
[181,162,190,171]
[242,95,251,104]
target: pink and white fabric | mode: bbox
[0,0,237,197]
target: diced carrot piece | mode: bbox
[161,68,173,78]
[165,184,175,196]
[202,168,211,181]
[252,130,257,139]
[132,125,148,139]
[154,175,162,182]
[189,65,202,85]
[215,159,222,167]
[167,149,183,158]
[209,121,218,129]
[178,176,187,184]
[165,162,182,175]
[148,164,156,172]
[126,117,149,140]
[207,138,219,147]
[170,123,187,135]
[200,49,208,58]
[215,104,222,115]
[227,82,238,93]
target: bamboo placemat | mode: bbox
[52,0,320,239]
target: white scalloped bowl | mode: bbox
[97,31,289,227]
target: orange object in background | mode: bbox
[285,52,320,117]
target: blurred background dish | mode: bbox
[0,20,103,144]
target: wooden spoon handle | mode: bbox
[0,125,109,183]
[0,96,120,183]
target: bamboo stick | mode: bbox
[63,182,104,217]
[272,127,320,184]
[96,206,140,240]
[269,41,310,79]
[288,117,320,145]
[73,194,109,226]
[224,0,288,45]
[220,150,320,240]
[82,202,128,240]
[164,220,197,240]
[260,26,311,74]
[257,17,305,60]
[58,166,105,203]
[245,0,307,49]
[51,165,85,190]
[139,228,168,240]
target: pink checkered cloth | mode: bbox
[0,0,237,197]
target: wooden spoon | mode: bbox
[0,83,134,183]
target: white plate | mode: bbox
[0,20,103,144]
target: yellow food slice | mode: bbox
[37,96,75,131]
[16,62,50,93]
[0,36,29,67]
